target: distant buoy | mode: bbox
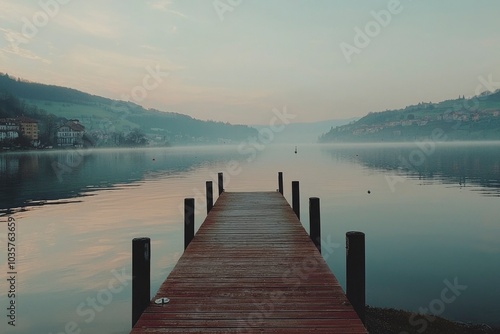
[294,146,297,154]
[367,190,371,194]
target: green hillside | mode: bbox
[320,92,500,142]
[22,99,138,132]
[0,73,257,145]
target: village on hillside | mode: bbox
[321,106,500,141]
[352,109,500,136]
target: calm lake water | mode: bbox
[1,142,499,333]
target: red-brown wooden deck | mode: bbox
[131,192,368,334]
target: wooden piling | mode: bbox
[292,181,300,219]
[309,197,321,253]
[346,231,366,325]
[206,181,213,214]
[184,198,195,250]
[218,172,224,196]
[278,172,284,195]
[132,237,151,327]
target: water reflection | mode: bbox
[0,147,243,214]
[321,142,500,196]
[1,144,499,332]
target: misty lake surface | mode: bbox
[1,142,499,333]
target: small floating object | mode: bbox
[152,158,156,161]
[367,190,371,194]
[294,146,297,154]
[155,297,170,305]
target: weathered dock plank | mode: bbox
[131,192,367,334]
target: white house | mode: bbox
[0,119,20,141]
[57,120,86,147]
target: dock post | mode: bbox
[206,181,213,214]
[346,231,366,325]
[278,172,284,195]
[218,172,224,196]
[132,237,151,327]
[309,197,321,253]
[292,181,300,219]
[184,198,195,250]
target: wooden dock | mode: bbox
[131,191,368,333]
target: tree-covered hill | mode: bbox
[0,73,257,145]
[320,92,500,142]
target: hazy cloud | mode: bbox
[0,28,50,63]
[148,0,190,19]
[56,12,120,39]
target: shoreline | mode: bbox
[366,306,500,334]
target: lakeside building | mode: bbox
[56,119,86,147]
[0,119,20,141]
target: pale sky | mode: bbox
[1,0,500,125]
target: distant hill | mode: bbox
[253,118,358,144]
[0,73,257,145]
[319,92,500,142]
